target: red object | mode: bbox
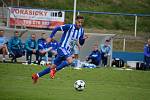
[32,73,38,84]
[50,68,56,79]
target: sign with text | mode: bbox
[9,7,65,29]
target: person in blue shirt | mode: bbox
[36,33,47,63]
[8,31,24,63]
[25,33,38,64]
[0,30,8,62]
[86,44,101,66]
[37,33,47,45]
[100,39,111,67]
[38,37,53,63]
[144,38,150,69]
[47,38,58,58]
[32,15,88,83]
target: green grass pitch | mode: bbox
[0,63,150,100]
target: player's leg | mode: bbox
[56,56,73,71]
[50,47,73,78]
[31,56,62,83]
[50,56,73,79]
[32,67,50,84]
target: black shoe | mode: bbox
[2,60,6,63]
[11,58,17,63]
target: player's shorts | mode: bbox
[54,47,71,66]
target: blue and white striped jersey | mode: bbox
[50,24,85,53]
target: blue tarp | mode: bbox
[112,51,144,62]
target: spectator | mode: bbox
[8,31,24,63]
[0,30,8,62]
[36,33,47,62]
[37,33,47,44]
[38,37,52,63]
[86,44,101,66]
[100,39,111,67]
[144,38,150,69]
[47,38,58,61]
[71,39,81,68]
[25,33,38,64]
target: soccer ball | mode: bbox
[40,61,46,66]
[74,80,85,91]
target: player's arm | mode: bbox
[86,52,93,61]
[48,24,71,43]
[79,34,88,46]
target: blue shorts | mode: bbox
[54,47,71,66]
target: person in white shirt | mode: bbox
[0,30,8,62]
[100,39,111,67]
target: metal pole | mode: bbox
[134,15,137,37]
[73,0,77,24]
[11,0,13,6]
[17,0,19,7]
[110,38,113,67]
[6,8,10,28]
[123,38,126,51]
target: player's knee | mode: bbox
[67,57,73,64]
[51,64,56,69]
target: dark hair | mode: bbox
[105,38,111,42]
[41,33,46,35]
[14,31,19,33]
[76,15,84,20]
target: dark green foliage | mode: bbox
[4,0,150,32]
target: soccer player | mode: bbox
[32,15,88,83]
[144,38,150,69]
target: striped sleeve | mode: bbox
[50,24,71,38]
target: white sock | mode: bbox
[2,58,5,60]
[37,73,39,77]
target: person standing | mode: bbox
[100,39,111,67]
[25,33,38,64]
[144,38,150,69]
